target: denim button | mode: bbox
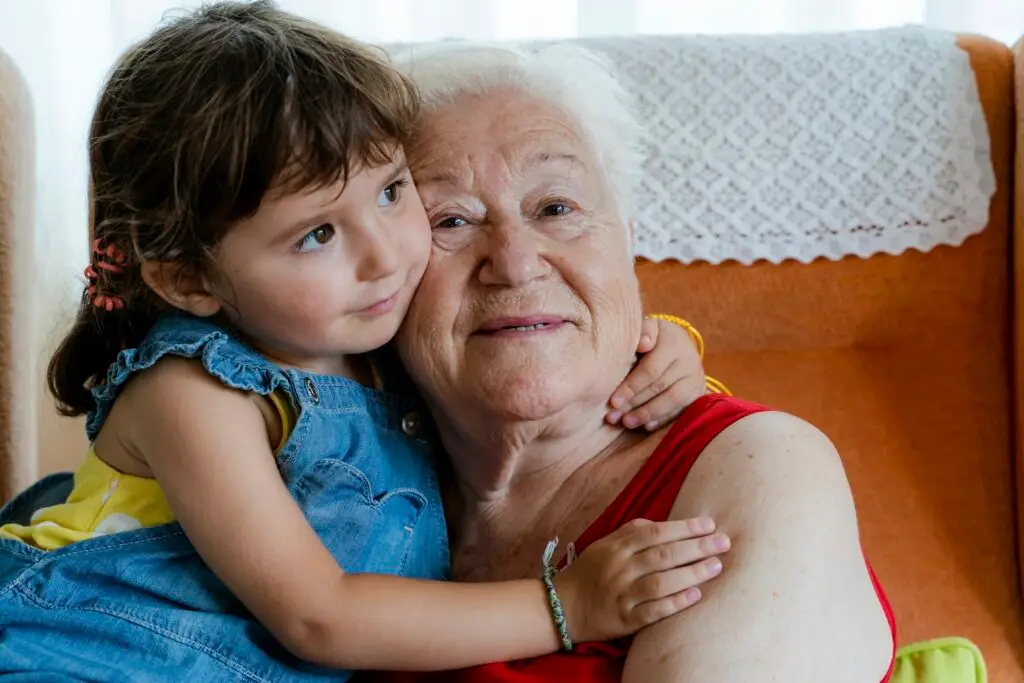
[304,377,319,404]
[401,413,421,436]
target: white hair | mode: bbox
[390,41,644,223]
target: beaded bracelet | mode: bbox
[647,313,704,358]
[541,537,573,651]
[646,313,732,396]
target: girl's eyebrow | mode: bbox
[383,161,410,187]
[276,159,412,240]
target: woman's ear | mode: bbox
[141,261,222,317]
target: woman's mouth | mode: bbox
[475,316,569,336]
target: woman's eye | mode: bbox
[434,216,468,229]
[541,203,572,217]
[378,178,407,207]
[297,224,335,252]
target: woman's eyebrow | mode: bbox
[519,151,585,174]
[414,163,468,189]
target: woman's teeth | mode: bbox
[506,323,550,331]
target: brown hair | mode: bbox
[48,0,420,417]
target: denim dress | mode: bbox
[0,313,450,681]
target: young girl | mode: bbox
[0,3,726,680]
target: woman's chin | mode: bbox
[472,369,593,423]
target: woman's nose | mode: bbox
[478,217,551,287]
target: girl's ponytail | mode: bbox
[47,236,158,417]
[47,306,154,417]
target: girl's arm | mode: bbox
[609,315,730,431]
[119,357,727,671]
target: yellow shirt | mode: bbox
[0,391,293,550]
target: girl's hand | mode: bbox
[608,316,706,431]
[554,517,730,643]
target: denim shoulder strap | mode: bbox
[86,313,289,440]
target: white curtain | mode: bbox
[0,0,1021,481]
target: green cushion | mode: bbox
[891,637,986,683]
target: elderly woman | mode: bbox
[382,43,896,681]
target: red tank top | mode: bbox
[382,395,896,682]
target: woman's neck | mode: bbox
[436,401,640,528]
[434,402,656,581]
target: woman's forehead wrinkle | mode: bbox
[410,137,471,192]
[416,159,470,193]
[499,133,589,184]
[411,95,593,199]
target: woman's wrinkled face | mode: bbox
[397,88,642,421]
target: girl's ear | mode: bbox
[141,261,222,318]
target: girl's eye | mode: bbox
[541,203,572,217]
[297,224,335,252]
[378,178,408,207]
[434,216,467,229]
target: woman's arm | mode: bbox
[622,411,894,683]
[121,358,723,671]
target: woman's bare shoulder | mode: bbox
[620,409,893,682]
[674,409,859,564]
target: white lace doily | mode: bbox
[518,28,995,264]
[526,28,995,264]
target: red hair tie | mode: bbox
[84,238,128,312]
